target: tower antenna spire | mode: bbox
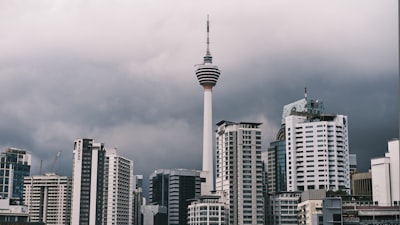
[204,15,213,64]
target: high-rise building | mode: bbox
[266,129,287,194]
[103,148,134,225]
[24,173,72,224]
[195,17,221,195]
[149,168,201,225]
[71,138,134,225]
[215,120,264,225]
[284,95,350,193]
[371,139,399,206]
[71,139,105,225]
[0,148,31,200]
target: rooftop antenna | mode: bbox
[203,15,213,64]
[304,87,308,101]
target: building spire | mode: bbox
[204,15,213,64]
[304,87,308,101]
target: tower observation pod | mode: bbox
[195,16,221,195]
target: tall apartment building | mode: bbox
[71,139,105,225]
[215,120,264,225]
[284,97,350,192]
[103,148,134,225]
[371,139,399,206]
[24,173,72,224]
[0,148,31,200]
[71,138,134,225]
[149,168,201,225]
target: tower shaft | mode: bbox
[202,86,214,194]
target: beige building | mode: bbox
[351,171,372,197]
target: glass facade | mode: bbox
[0,148,31,200]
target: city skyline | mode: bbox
[0,0,397,197]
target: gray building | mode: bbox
[149,169,201,225]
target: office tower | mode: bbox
[71,139,105,225]
[215,121,264,225]
[284,95,350,192]
[24,173,72,224]
[266,126,287,193]
[103,148,134,225]
[187,193,229,225]
[149,169,201,225]
[0,148,31,200]
[195,17,221,195]
[71,138,134,225]
[371,139,399,206]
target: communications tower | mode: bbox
[195,16,221,195]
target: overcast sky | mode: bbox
[0,0,397,196]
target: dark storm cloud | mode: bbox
[0,0,396,196]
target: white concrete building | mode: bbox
[215,121,264,225]
[103,148,134,225]
[0,198,29,223]
[187,192,229,225]
[195,17,221,195]
[285,113,350,192]
[24,173,72,225]
[268,192,301,225]
[371,139,400,206]
[71,139,106,225]
[71,138,135,225]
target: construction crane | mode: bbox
[49,151,61,173]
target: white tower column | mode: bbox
[202,86,213,195]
